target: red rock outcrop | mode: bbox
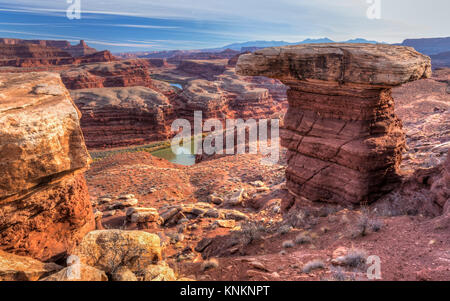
[431,150,450,210]
[0,39,114,68]
[146,58,169,68]
[237,44,431,204]
[60,59,153,90]
[244,76,287,104]
[177,70,281,122]
[0,38,98,57]
[64,40,98,57]
[70,86,176,148]
[227,52,250,67]
[175,59,227,80]
[167,49,240,64]
[0,72,95,261]
[0,44,74,67]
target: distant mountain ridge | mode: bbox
[114,36,450,69]
[398,37,450,56]
[210,38,382,52]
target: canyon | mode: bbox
[0,39,449,282]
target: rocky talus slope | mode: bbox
[237,44,432,205]
[0,72,95,261]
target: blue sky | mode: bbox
[0,0,449,52]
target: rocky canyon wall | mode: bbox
[70,86,176,148]
[60,59,153,90]
[0,39,114,68]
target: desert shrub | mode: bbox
[283,209,308,228]
[294,233,312,245]
[352,206,384,237]
[318,206,340,217]
[282,240,294,248]
[330,267,346,281]
[352,214,369,237]
[302,260,325,274]
[234,221,266,246]
[369,219,383,232]
[341,250,367,269]
[277,224,293,235]
[201,258,219,271]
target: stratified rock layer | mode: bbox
[0,39,114,68]
[60,59,152,90]
[178,70,281,122]
[0,72,95,260]
[70,86,175,148]
[237,43,431,204]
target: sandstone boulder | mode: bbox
[0,72,90,198]
[236,43,431,87]
[0,250,61,281]
[0,72,94,260]
[126,207,160,223]
[140,262,177,281]
[111,266,138,281]
[73,230,162,274]
[40,263,107,281]
[237,44,432,204]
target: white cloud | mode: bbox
[0,0,448,44]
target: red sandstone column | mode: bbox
[237,44,431,204]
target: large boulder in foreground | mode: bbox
[0,72,94,261]
[237,44,431,204]
[73,230,162,274]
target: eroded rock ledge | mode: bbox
[0,72,95,261]
[237,44,431,204]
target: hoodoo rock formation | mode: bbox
[0,72,95,261]
[237,44,432,204]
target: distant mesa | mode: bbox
[0,38,115,68]
[399,37,450,55]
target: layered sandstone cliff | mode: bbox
[0,39,114,68]
[175,60,228,80]
[70,86,175,148]
[60,59,152,90]
[178,70,281,122]
[0,39,98,57]
[237,44,431,204]
[0,72,95,261]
